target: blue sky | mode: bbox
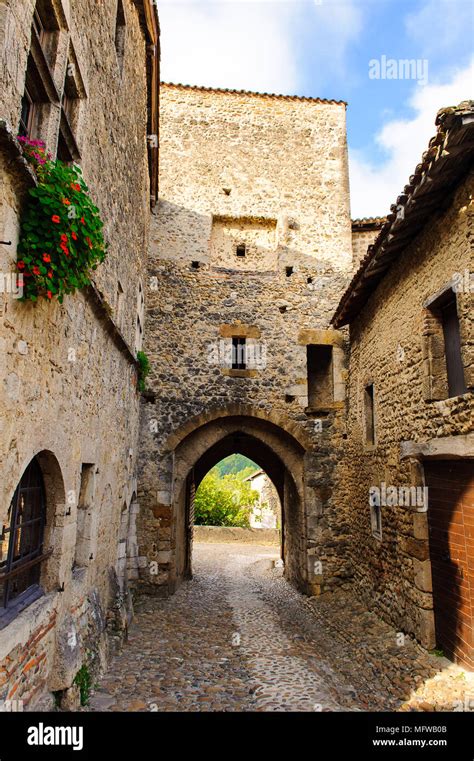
[157,0,474,217]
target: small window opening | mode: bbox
[364,384,376,445]
[285,266,293,277]
[370,502,382,540]
[232,337,246,370]
[307,276,313,284]
[236,244,246,258]
[191,261,200,270]
[307,344,333,409]
[440,295,467,398]
[115,0,126,75]
[74,464,95,569]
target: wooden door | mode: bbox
[425,460,474,668]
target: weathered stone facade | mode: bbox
[333,103,474,665]
[351,217,384,270]
[137,83,353,599]
[0,0,159,709]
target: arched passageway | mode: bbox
[176,430,301,586]
[137,411,318,595]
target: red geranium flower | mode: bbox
[47,291,52,299]
[80,217,85,224]
[62,198,71,206]
[17,260,25,270]
[86,236,93,249]
[32,265,40,275]
[52,215,60,224]
[60,234,68,242]
[71,231,78,240]
[42,253,51,263]
[71,183,81,192]
[47,270,53,279]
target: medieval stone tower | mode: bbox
[136,83,353,597]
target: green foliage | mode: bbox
[137,350,150,392]
[194,471,259,527]
[16,136,106,303]
[73,664,92,707]
[212,454,259,478]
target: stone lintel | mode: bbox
[400,433,474,460]
[298,328,344,347]
[219,323,261,339]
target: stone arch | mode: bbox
[1,450,66,596]
[139,412,317,596]
[162,403,314,454]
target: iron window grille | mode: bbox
[0,458,47,610]
[232,337,247,370]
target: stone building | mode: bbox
[0,0,159,709]
[137,83,353,598]
[332,102,474,667]
[245,469,281,529]
[351,217,384,270]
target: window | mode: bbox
[232,337,246,370]
[115,280,124,328]
[57,56,82,162]
[18,54,48,138]
[424,287,467,400]
[0,459,47,612]
[135,281,145,352]
[114,0,126,75]
[18,1,60,140]
[19,82,35,137]
[236,244,246,258]
[440,295,467,398]
[285,266,294,277]
[31,0,59,68]
[74,464,95,569]
[307,344,333,409]
[364,384,376,445]
[370,502,382,540]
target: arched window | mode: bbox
[0,458,47,613]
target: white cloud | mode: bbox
[157,1,299,94]
[349,59,474,219]
[157,0,363,95]
[405,0,474,56]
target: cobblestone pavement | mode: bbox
[88,543,474,712]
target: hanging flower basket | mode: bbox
[16,136,107,303]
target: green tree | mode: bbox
[194,471,259,527]
[212,454,259,478]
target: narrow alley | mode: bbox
[88,543,473,713]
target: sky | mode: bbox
[156,0,473,218]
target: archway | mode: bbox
[163,414,308,593]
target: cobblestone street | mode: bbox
[88,543,474,713]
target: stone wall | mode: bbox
[351,220,384,270]
[138,84,354,599]
[0,0,153,709]
[194,526,280,545]
[337,171,474,648]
